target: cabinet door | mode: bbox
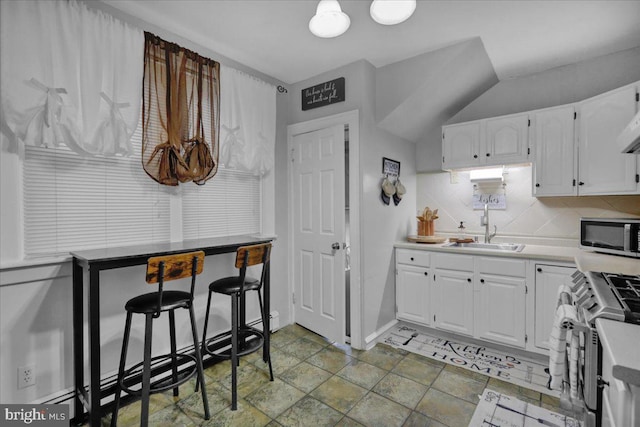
[433,269,474,336]
[485,114,530,165]
[396,265,431,326]
[475,274,526,348]
[442,122,482,169]
[534,264,575,350]
[532,106,577,196]
[578,85,638,195]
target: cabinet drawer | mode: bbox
[434,253,473,271]
[396,249,430,267]
[478,256,526,277]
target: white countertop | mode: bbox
[394,240,582,263]
[596,318,640,386]
[395,239,640,269]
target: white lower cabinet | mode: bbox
[433,265,474,336]
[396,249,431,326]
[396,249,531,350]
[475,257,527,348]
[534,264,575,350]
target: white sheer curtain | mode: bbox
[0,0,143,156]
[219,65,276,175]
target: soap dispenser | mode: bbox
[457,221,466,240]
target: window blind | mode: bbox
[23,126,262,257]
[23,124,172,256]
[182,168,261,240]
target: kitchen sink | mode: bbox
[443,242,526,252]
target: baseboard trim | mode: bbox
[363,318,398,350]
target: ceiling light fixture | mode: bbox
[370,0,416,25]
[309,0,351,38]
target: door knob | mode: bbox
[331,242,341,250]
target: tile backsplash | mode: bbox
[417,165,640,245]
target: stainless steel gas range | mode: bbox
[565,267,640,427]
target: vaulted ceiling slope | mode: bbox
[375,38,498,143]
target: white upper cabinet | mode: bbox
[442,113,530,170]
[532,105,577,196]
[443,81,640,196]
[577,84,639,195]
[485,114,530,165]
[441,121,482,169]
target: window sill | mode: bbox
[0,254,72,272]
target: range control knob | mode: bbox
[577,288,594,306]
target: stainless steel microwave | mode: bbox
[580,218,640,258]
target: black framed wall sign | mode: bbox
[301,77,345,111]
[382,157,400,177]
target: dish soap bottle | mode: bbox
[457,221,466,240]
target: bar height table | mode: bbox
[71,235,273,426]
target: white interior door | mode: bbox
[292,124,346,344]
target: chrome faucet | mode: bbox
[481,203,497,243]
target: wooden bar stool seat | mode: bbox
[111,251,210,427]
[201,243,274,410]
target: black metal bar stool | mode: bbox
[201,243,274,410]
[111,251,210,427]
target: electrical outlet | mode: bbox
[18,365,35,389]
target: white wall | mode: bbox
[418,165,640,244]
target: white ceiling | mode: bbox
[102,0,640,84]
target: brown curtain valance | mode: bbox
[142,32,220,186]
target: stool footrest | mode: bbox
[203,327,264,359]
[120,353,197,396]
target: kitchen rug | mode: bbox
[469,389,582,427]
[380,323,558,397]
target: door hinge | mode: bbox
[573,179,576,187]
[525,334,528,343]
[443,132,445,140]
[636,92,639,102]
[636,174,639,183]
[525,285,528,295]
[290,148,295,162]
[528,119,531,127]
[574,112,577,120]
[442,156,445,164]
[433,315,436,322]
[527,147,530,155]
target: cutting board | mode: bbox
[407,235,447,244]
[449,238,475,243]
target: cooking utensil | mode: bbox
[403,332,418,345]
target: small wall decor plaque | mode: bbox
[382,157,400,177]
[301,77,345,111]
[473,193,506,209]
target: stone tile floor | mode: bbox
[102,324,571,427]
